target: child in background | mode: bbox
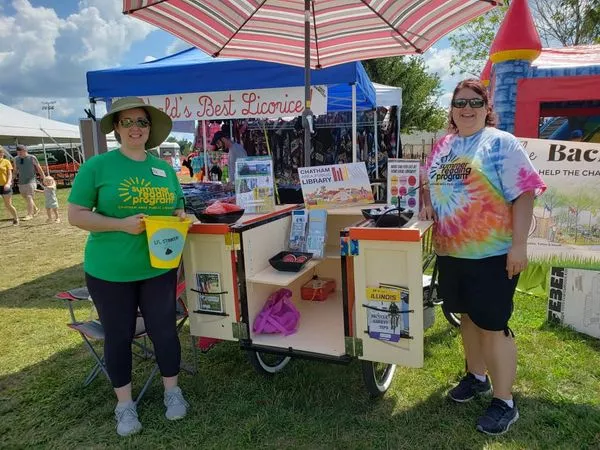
[43,175,60,223]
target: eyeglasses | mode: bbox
[452,98,485,109]
[118,118,151,128]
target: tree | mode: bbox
[449,0,600,76]
[166,135,193,155]
[362,56,447,133]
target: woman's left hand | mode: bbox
[506,243,528,280]
[173,209,187,221]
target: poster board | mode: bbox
[386,159,420,213]
[298,162,374,209]
[235,156,275,214]
[520,138,600,264]
[547,267,600,339]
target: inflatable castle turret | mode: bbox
[489,0,541,133]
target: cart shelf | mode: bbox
[250,291,345,356]
[247,259,321,286]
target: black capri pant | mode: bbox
[86,269,180,388]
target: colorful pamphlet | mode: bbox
[305,209,327,259]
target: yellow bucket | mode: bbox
[144,216,192,269]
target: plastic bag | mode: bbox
[253,288,300,336]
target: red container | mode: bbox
[301,277,336,302]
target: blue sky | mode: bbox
[0,0,461,132]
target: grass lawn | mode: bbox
[1,188,599,449]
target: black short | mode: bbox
[1,186,12,196]
[437,254,519,331]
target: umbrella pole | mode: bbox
[302,0,312,168]
[352,84,357,163]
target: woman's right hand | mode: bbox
[121,214,146,235]
[419,205,436,221]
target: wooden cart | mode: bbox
[182,204,448,396]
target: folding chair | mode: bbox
[56,278,195,403]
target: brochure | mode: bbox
[195,272,224,313]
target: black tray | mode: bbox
[269,251,313,272]
[361,207,414,228]
[195,208,245,224]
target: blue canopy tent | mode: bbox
[86,48,376,165]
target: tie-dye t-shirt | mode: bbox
[425,127,546,259]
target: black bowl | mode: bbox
[361,207,413,228]
[195,209,245,224]
[269,251,313,272]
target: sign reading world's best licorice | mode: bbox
[298,162,374,209]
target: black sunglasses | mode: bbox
[118,118,151,128]
[452,98,485,109]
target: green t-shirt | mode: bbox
[68,150,184,282]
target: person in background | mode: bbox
[42,175,60,223]
[0,146,19,225]
[570,129,583,142]
[420,79,546,436]
[13,144,44,220]
[67,97,189,437]
[210,131,247,183]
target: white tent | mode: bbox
[373,83,402,177]
[0,103,81,145]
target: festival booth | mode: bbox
[86,51,440,393]
[87,48,382,208]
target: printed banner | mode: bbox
[235,156,275,214]
[386,159,421,214]
[547,267,600,339]
[298,162,374,209]
[519,138,600,265]
[122,85,327,121]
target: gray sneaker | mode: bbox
[164,386,189,420]
[114,401,142,437]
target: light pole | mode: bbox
[41,100,56,119]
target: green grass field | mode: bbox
[1,189,599,449]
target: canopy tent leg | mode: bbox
[352,83,357,163]
[202,120,208,181]
[396,107,401,158]
[90,99,98,159]
[42,138,49,177]
[373,108,378,179]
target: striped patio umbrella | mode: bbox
[123,0,500,161]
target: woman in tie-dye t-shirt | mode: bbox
[420,79,545,436]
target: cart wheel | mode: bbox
[361,361,396,397]
[441,302,461,328]
[247,351,291,376]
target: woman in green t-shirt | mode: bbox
[68,97,189,437]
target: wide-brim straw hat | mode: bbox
[100,97,172,150]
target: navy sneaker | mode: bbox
[448,372,492,403]
[476,398,519,435]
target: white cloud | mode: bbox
[166,38,190,56]
[423,46,463,108]
[144,55,157,62]
[0,0,155,124]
